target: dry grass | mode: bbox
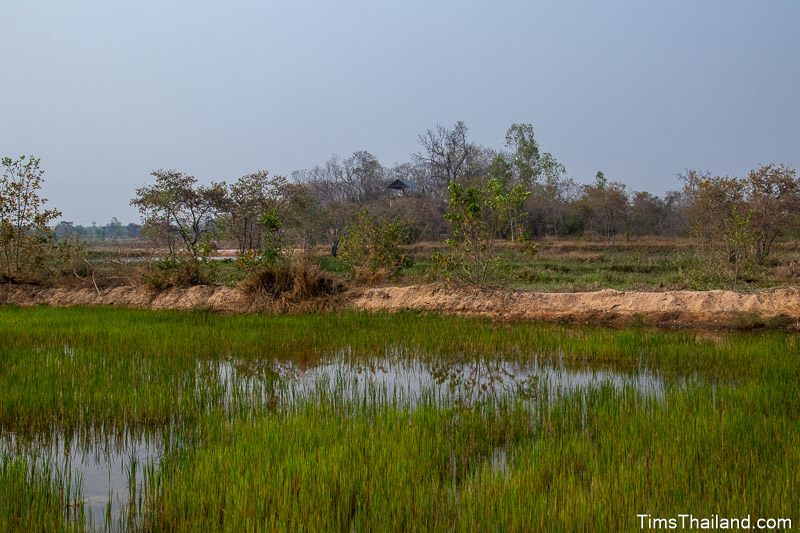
[239,261,346,312]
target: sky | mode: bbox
[1,1,798,225]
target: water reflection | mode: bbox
[216,348,671,408]
[4,347,677,530]
[1,431,160,530]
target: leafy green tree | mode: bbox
[223,171,287,255]
[505,123,540,185]
[0,155,65,279]
[131,170,227,258]
[504,123,565,188]
[690,176,755,288]
[338,209,414,277]
[440,178,533,284]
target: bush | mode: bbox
[438,179,534,285]
[238,260,344,311]
[141,256,211,290]
[338,210,414,279]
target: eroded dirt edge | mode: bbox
[3,283,800,329]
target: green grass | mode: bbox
[78,238,800,291]
[0,306,798,530]
[0,453,83,532]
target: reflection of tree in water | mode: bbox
[429,357,538,408]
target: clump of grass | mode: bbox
[142,378,800,531]
[0,453,83,532]
[238,261,345,312]
[146,398,534,531]
[140,257,212,290]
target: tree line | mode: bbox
[129,121,798,257]
[2,121,798,286]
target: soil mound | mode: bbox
[3,283,800,328]
[0,285,255,312]
[352,285,800,328]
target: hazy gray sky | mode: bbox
[2,1,798,224]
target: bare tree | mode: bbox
[414,121,473,195]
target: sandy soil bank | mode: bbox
[3,283,800,329]
[0,284,256,312]
[352,285,800,328]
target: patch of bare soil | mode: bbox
[3,283,800,329]
[351,284,800,329]
[0,284,257,312]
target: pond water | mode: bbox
[3,348,681,530]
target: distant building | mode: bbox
[387,179,417,196]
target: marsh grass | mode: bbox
[0,306,797,530]
[0,452,84,532]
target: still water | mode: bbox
[3,347,680,530]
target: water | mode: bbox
[215,347,671,408]
[1,431,161,530]
[4,347,678,530]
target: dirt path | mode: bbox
[3,283,800,329]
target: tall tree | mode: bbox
[504,123,565,187]
[629,191,666,236]
[414,121,473,194]
[579,172,629,241]
[690,175,753,287]
[744,164,800,260]
[224,171,286,254]
[0,155,63,278]
[131,170,227,258]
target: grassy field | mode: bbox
[0,306,797,530]
[387,239,800,291]
[79,238,800,292]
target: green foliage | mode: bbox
[339,209,414,277]
[141,256,211,290]
[1,454,81,532]
[222,171,292,256]
[131,170,227,258]
[0,155,75,281]
[259,206,283,263]
[439,178,534,284]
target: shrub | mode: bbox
[141,256,210,290]
[435,179,535,285]
[338,210,414,278]
[238,259,344,312]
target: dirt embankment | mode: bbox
[3,283,800,329]
[0,284,256,312]
[352,285,800,329]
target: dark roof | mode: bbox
[388,179,415,191]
